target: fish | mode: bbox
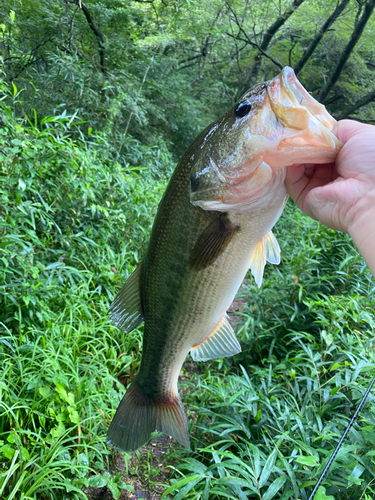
[106,67,342,452]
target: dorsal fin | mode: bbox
[190,315,241,361]
[108,264,144,333]
[189,213,240,270]
[249,231,281,287]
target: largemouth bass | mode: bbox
[107,67,342,452]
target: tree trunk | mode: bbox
[338,89,375,119]
[294,0,350,75]
[244,0,305,90]
[319,0,375,102]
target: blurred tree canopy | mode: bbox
[1,0,375,157]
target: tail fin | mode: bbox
[106,378,190,452]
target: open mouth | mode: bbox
[280,67,337,130]
[266,67,343,159]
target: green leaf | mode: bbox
[262,476,287,500]
[182,458,207,475]
[314,486,335,500]
[88,475,108,488]
[330,386,340,396]
[162,474,203,498]
[66,392,75,405]
[69,409,80,424]
[20,446,30,461]
[118,482,134,492]
[295,455,320,467]
[330,363,342,371]
[39,386,51,398]
[106,478,121,500]
[321,330,333,347]
[50,421,65,438]
[215,476,252,487]
[258,449,277,487]
[0,444,15,459]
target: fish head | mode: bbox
[190,66,342,212]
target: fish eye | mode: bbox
[234,101,252,117]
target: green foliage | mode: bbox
[2,0,374,161]
[1,73,375,497]
[0,79,171,498]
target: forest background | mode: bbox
[1,0,375,499]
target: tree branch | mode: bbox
[224,0,304,94]
[67,0,106,74]
[319,0,375,102]
[9,37,51,79]
[226,32,283,69]
[338,88,375,118]
[294,0,350,75]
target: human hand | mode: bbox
[285,119,375,274]
[286,119,375,235]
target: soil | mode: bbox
[84,434,175,500]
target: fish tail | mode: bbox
[106,378,190,452]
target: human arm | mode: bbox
[285,119,375,276]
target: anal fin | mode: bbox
[108,263,144,333]
[191,314,241,361]
[249,238,266,288]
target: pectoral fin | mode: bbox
[190,315,241,361]
[249,231,281,287]
[189,214,240,270]
[108,264,144,333]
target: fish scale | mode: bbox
[106,67,342,452]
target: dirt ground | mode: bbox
[85,434,175,500]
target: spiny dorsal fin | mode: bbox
[250,231,281,287]
[190,314,241,361]
[108,263,144,333]
[189,213,240,270]
[265,231,281,264]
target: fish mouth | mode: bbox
[266,67,343,164]
[279,67,336,130]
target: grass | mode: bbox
[1,80,375,499]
